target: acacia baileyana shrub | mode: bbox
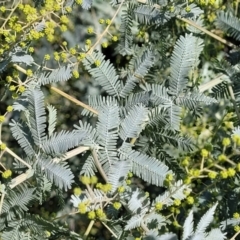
[1,0,240,239]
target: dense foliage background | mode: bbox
[1,0,240,240]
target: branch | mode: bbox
[91,148,108,182]
[83,220,95,240]
[87,0,125,55]
[199,74,225,92]
[49,86,98,115]
[2,144,32,169]
[136,0,236,49]
[0,193,5,216]
[177,16,237,49]
[9,168,34,189]
[53,146,90,163]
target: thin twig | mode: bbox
[0,193,5,216]
[198,74,225,93]
[87,0,125,55]
[52,146,90,163]
[136,0,236,48]
[200,156,204,171]
[177,16,237,49]
[230,230,240,240]
[101,221,118,238]
[141,221,150,233]
[1,2,20,29]
[13,64,27,74]
[228,85,240,122]
[4,146,31,169]
[83,220,95,240]
[91,149,108,182]
[49,86,98,115]
[9,170,33,189]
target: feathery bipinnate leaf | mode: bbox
[169,34,203,97]
[27,88,46,146]
[195,203,218,234]
[81,95,118,116]
[180,3,203,19]
[143,83,181,130]
[20,214,57,235]
[82,51,121,97]
[177,92,217,111]
[220,217,240,230]
[122,92,151,114]
[80,155,97,177]
[97,104,120,149]
[154,180,191,206]
[127,188,149,215]
[74,120,98,146]
[144,83,171,106]
[155,129,194,151]
[134,5,171,26]
[1,226,20,240]
[81,0,93,10]
[183,210,194,240]
[145,212,167,230]
[11,53,34,65]
[182,204,226,240]
[38,64,73,85]
[205,229,226,240]
[119,149,170,186]
[47,104,57,137]
[119,104,148,141]
[107,160,131,193]
[2,186,36,221]
[36,157,74,190]
[117,5,134,56]
[147,107,168,127]
[41,130,86,155]
[120,49,155,98]
[1,213,60,240]
[158,233,178,240]
[215,11,240,41]
[96,104,120,173]
[10,120,35,157]
[125,215,143,231]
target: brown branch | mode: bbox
[177,16,237,49]
[49,86,98,115]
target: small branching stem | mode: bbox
[141,221,150,233]
[136,0,236,48]
[13,64,27,74]
[230,230,240,240]
[87,0,125,55]
[177,16,236,48]
[0,193,5,216]
[101,221,118,238]
[200,156,204,171]
[53,146,90,163]
[91,149,108,182]
[228,85,240,122]
[3,144,31,169]
[83,220,95,240]
[49,86,98,115]
[1,2,20,29]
